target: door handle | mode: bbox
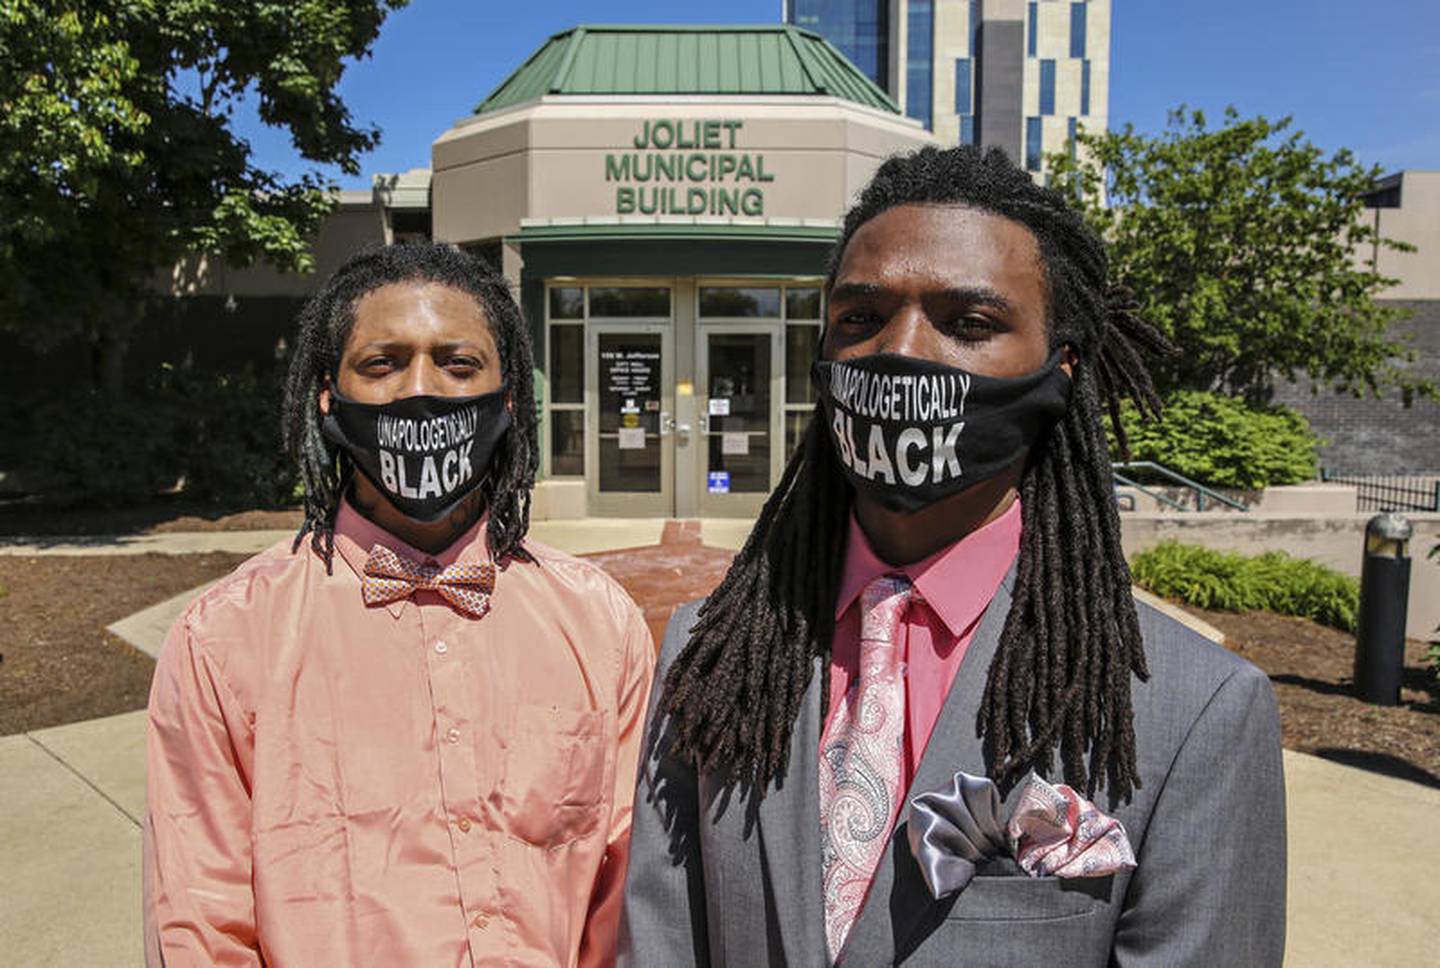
[676,423,691,446]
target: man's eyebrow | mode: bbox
[828,282,1014,311]
[937,285,1014,311]
[828,282,887,302]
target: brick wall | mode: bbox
[1272,300,1440,474]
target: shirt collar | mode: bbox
[331,498,492,588]
[834,498,1023,638]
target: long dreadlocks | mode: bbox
[280,241,538,571]
[660,145,1170,803]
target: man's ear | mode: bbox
[1060,345,1080,378]
[318,379,332,416]
[505,389,514,413]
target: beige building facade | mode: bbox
[1362,170,1440,300]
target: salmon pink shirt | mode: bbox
[825,499,1022,790]
[144,501,654,968]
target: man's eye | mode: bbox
[950,316,1001,339]
[446,356,481,371]
[361,357,394,371]
[836,310,882,327]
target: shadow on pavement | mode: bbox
[1312,747,1440,790]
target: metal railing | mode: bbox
[1111,461,1250,513]
[1320,472,1440,513]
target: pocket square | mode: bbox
[907,771,1010,899]
[906,770,1136,899]
[1007,773,1137,879]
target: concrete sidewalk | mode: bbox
[4,709,1434,967]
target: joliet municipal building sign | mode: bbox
[606,119,774,217]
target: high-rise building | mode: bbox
[785,0,1110,175]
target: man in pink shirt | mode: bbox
[144,242,653,967]
[621,147,1286,966]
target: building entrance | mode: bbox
[544,279,822,517]
[587,325,673,516]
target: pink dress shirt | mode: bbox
[144,501,654,968]
[825,499,1022,791]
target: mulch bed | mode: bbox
[0,553,250,735]
[1195,607,1440,787]
[0,499,303,536]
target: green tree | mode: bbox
[0,0,407,393]
[1048,107,1429,405]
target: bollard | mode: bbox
[1353,511,1412,705]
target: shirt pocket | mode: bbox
[498,702,607,848]
[946,872,1111,922]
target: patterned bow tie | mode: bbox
[361,544,496,617]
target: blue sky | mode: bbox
[234,0,1440,187]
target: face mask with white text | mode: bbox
[812,351,1071,513]
[321,386,511,523]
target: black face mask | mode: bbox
[812,351,1071,513]
[321,387,511,523]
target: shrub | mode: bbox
[21,362,298,508]
[1131,540,1360,632]
[1112,391,1320,490]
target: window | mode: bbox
[699,287,781,318]
[548,324,583,404]
[1070,3,1087,58]
[1026,117,1043,171]
[588,287,670,318]
[785,287,822,320]
[954,58,972,114]
[969,0,981,54]
[1027,2,1037,57]
[960,114,976,145]
[1067,117,1078,158]
[786,0,890,90]
[906,0,934,129]
[545,287,588,477]
[1081,59,1091,115]
[783,286,822,457]
[1039,59,1056,115]
[548,286,583,320]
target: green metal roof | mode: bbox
[476,25,898,115]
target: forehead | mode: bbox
[834,203,1046,293]
[347,281,493,343]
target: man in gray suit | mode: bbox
[620,146,1286,967]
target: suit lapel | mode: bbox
[753,654,829,967]
[841,563,1018,965]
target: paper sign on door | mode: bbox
[721,432,749,456]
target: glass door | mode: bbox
[696,325,782,516]
[587,325,673,516]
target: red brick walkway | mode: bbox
[581,521,736,652]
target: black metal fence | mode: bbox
[1320,472,1440,512]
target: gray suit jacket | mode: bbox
[619,568,1287,967]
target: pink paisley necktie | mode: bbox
[820,574,914,963]
[361,544,496,617]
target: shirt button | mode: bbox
[434,640,448,655]
[472,913,489,929]
[456,816,471,833]
[446,727,462,744]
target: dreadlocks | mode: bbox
[280,241,538,571]
[660,145,1170,803]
